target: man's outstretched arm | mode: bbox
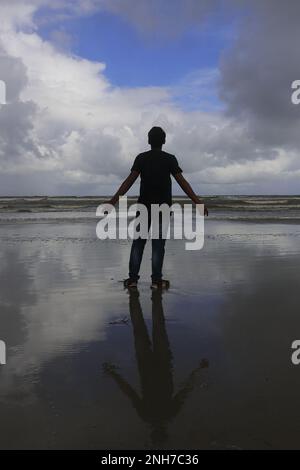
[174,173,208,215]
[109,171,140,206]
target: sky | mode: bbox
[0,0,300,195]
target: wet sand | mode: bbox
[0,219,300,449]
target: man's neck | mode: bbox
[151,146,162,151]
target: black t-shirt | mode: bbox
[131,149,182,206]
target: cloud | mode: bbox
[219,0,300,149]
[0,13,175,194]
[0,0,299,194]
[0,47,42,167]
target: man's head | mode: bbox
[148,126,166,148]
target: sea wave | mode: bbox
[1,196,300,223]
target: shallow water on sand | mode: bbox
[0,220,300,449]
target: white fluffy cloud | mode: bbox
[0,0,299,195]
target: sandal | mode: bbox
[150,279,170,290]
[123,278,138,288]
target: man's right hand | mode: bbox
[196,203,208,216]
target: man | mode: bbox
[109,126,208,289]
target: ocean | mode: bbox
[1,195,300,223]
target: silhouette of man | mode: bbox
[108,127,208,289]
[103,290,208,448]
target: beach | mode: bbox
[0,197,300,449]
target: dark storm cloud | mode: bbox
[0,49,41,162]
[0,49,28,101]
[219,0,300,148]
[0,101,38,162]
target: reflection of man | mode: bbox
[103,291,208,448]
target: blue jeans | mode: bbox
[129,214,167,282]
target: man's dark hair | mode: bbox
[148,126,166,147]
